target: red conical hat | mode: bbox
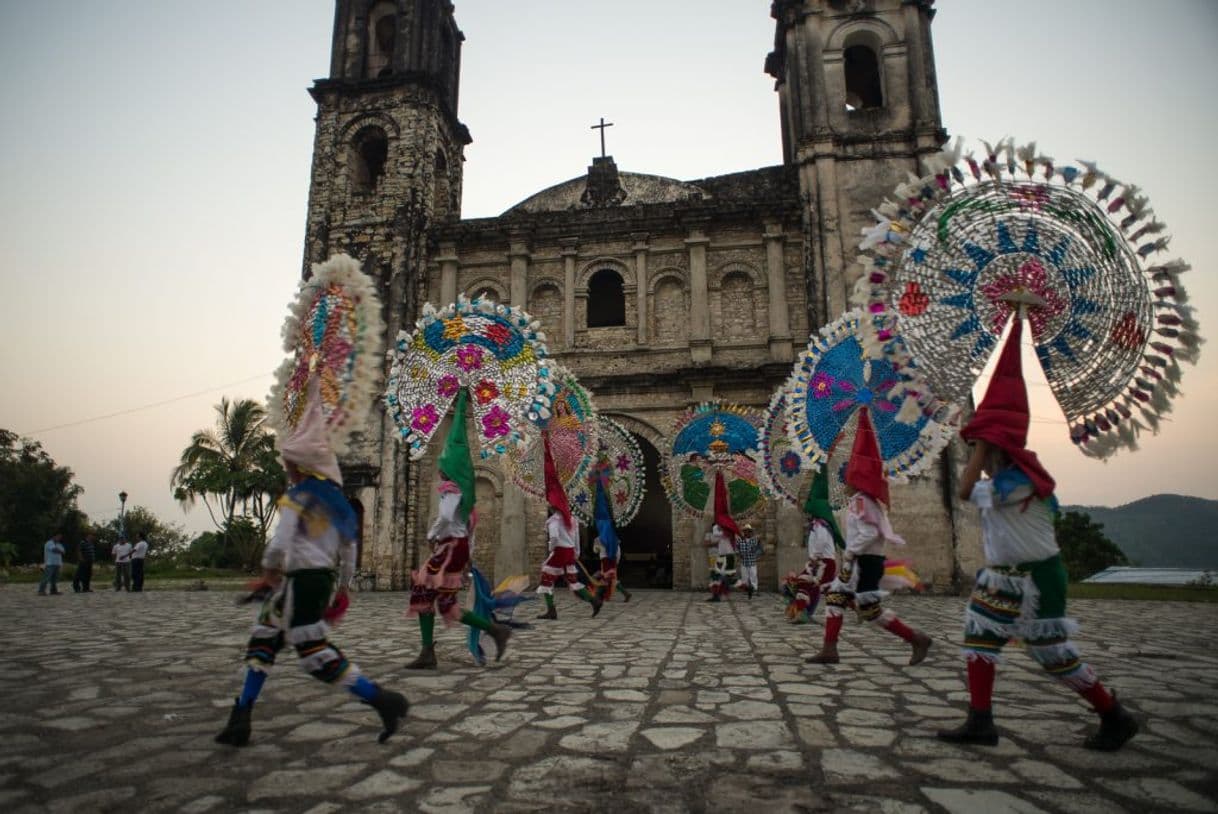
[845,407,889,507]
[543,431,572,527]
[712,469,740,539]
[961,317,1056,498]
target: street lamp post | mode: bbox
[119,491,128,538]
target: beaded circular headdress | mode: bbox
[756,388,815,508]
[784,309,953,481]
[569,414,645,527]
[855,137,1200,457]
[662,401,766,519]
[503,364,599,500]
[267,253,385,454]
[385,296,552,460]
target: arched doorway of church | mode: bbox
[616,434,672,589]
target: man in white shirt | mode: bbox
[112,537,133,592]
[130,532,149,592]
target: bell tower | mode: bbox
[767,0,945,324]
[302,0,471,586]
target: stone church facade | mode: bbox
[300,0,982,593]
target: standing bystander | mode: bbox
[734,524,763,598]
[37,533,65,596]
[112,537,133,592]
[130,532,149,592]
[73,532,97,593]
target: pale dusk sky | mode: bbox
[1,1,1214,536]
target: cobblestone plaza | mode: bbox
[2,587,1215,812]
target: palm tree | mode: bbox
[171,398,283,567]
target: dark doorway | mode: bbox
[617,434,672,588]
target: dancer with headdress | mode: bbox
[785,467,843,624]
[405,389,512,669]
[216,253,408,747]
[704,471,740,603]
[805,409,932,665]
[590,476,631,602]
[536,434,604,620]
[938,320,1138,750]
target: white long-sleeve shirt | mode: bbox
[262,501,356,588]
[971,479,1058,566]
[806,522,837,561]
[547,512,578,551]
[845,493,905,557]
[427,490,470,542]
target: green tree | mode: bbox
[170,398,284,570]
[93,505,190,560]
[0,429,88,563]
[1055,510,1130,581]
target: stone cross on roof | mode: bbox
[591,117,613,158]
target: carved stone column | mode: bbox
[764,221,793,361]
[633,234,649,344]
[686,228,712,363]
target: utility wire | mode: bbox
[23,371,276,436]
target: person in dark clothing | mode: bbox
[73,533,97,592]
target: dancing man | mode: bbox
[215,381,408,746]
[405,390,511,669]
[536,433,604,620]
[786,467,842,623]
[806,409,932,665]
[937,319,1138,750]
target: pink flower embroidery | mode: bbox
[481,405,511,439]
[455,345,484,372]
[436,375,460,398]
[979,258,1067,337]
[810,372,835,399]
[616,454,632,472]
[411,404,439,433]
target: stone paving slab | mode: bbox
[1,586,1215,812]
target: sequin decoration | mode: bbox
[569,414,645,527]
[385,296,552,460]
[785,309,953,482]
[856,137,1199,458]
[504,365,599,500]
[268,254,384,455]
[662,402,766,519]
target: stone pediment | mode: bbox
[503,163,707,215]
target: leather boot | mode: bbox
[909,632,933,666]
[365,686,409,744]
[805,642,839,664]
[1084,699,1139,751]
[489,623,512,661]
[590,596,604,618]
[536,606,558,620]
[937,707,999,746]
[214,699,252,747]
[404,645,437,670]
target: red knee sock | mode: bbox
[966,657,995,712]
[1080,680,1116,714]
[824,613,843,644]
[881,616,918,642]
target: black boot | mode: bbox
[536,605,558,620]
[590,596,603,618]
[1084,699,1139,751]
[365,686,409,744]
[214,699,252,747]
[489,623,512,661]
[404,645,437,670]
[937,707,999,746]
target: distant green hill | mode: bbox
[1062,494,1218,569]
